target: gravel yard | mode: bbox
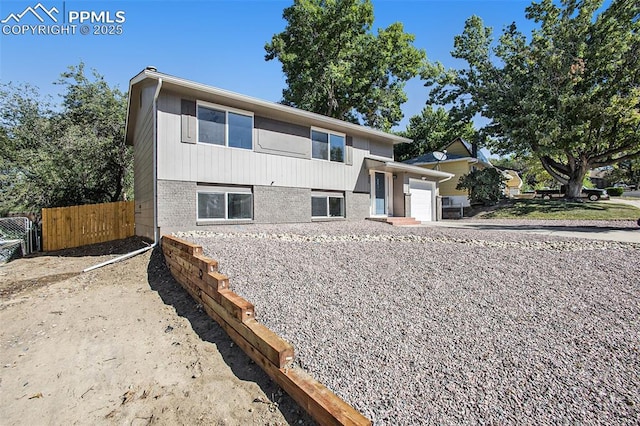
[179,221,640,425]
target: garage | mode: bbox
[409,179,434,222]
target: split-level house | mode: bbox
[125,68,454,240]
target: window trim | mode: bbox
[310,127,346,163]
[196,100,254,150]
[196,187,253,221]
[311,191,345,218]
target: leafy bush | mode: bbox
[456,168,506,205]
[606,187,624,196]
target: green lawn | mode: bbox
[481,199,640,220]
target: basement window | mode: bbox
[311,191,345,218]
[197,186,253,221]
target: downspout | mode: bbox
[152,77,163,245]
[83,77,163,273]
[437,175,454,184]
[433,174,455,222]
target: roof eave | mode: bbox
[383,162,454,180]
[127,69,412,146]
[366,156,454,180]
[405,157,478,166]
[124,69,153,146]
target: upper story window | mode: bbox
[197,102,253,149]
[311,128,345,162]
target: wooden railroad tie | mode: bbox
[161,235,371,426]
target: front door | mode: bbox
[371,171,391,216]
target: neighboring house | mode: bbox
[403,137,492,207]
[502,170,522,198]
[589,168,612,189]
[125,68,454,240]
[499,168,523,197]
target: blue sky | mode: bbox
[1,0,537,131]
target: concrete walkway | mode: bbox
[603,197,640,209]
[425,219,640,244]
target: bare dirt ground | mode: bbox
[0,238,313,426]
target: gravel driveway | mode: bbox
[179,221,640,425]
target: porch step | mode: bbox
[367,217,422,226]
[386,217,422,226]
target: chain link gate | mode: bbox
[0,217,38,264]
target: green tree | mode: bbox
[456,168,506,205]
[0,63,131,214]
[265,0,426,131]
[394,106,476,162]
[0,83,56,212]
[424,0,640,199]
[56,63,131,204]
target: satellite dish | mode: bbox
[433,151,447,161]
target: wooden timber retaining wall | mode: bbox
[162,235,370,426]
[42,201,135,251]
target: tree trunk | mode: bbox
[564,160,589,200]
[564,177,583,199]
[539,155,588,200]
[111,168,124,202]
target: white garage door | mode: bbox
[409,180,433,222]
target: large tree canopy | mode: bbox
[394,106,477,162]
[424,0,640,198]
[265,0,426,131]
[0,63,131,214]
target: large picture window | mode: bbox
[311,128,345,162]
[311,192,345,218]
[198,102,253,149]
[197,187,253,221]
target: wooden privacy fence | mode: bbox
[42,201,135,251]
[162,235,371,426]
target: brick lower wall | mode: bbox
[157,179,196,234]
[253,185,311,223]
[346,192,370,221]
[156,180,371,230]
